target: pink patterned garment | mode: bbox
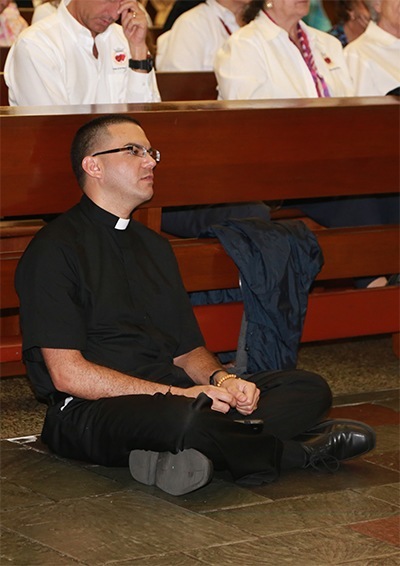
[262,9,330,98]
[296,23,330,97]
[0,2,28,47]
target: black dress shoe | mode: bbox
[302,418,376,438]
[302,423,376,471]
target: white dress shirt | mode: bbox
[215,10,354,100]
[5,0,160,106]
[156,0,240,71]
[31,2,58,25]
[344,21,400,96]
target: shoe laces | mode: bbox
[306,453,340,473]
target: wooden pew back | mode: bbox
[20,7,34,24]
[156,71,217,101]
[0,47,9,72]
[1,98,399,370]
[0,72,7,106]
[1,98,398,220]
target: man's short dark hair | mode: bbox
[70,114,142,189]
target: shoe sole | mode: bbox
[129,449,213,496]
[129,450,159,485]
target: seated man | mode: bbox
[16,114,375,496]
[5,0,160,105]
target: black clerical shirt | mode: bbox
[16,195,204,403]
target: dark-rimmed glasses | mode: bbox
[92,143,160,162]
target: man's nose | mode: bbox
[109,1,121,22]
[143,154,157,169]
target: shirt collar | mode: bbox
[207,0,239,30]
[80,195,131,230]
[366,20,400,45]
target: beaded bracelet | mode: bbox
[216,374,238,387]
[209,369,226,385]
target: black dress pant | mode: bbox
[41,369,332,482]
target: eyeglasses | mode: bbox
[92,143,161,162]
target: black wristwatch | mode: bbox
[129,57,154,73]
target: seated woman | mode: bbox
[214,0,354,100]
[344,0,400,95]
[0,0,27,46]
[329,0,372,46]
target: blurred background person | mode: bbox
[32,0,153,26]
[329,0,373,46]
[156,0,251,71]
[161,0,203,31]
[5,0,160,105]
[32,0,60,24]
[345,0,400,94]
[215,0,353,100]
[0,0,27,45]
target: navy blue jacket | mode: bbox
[205,219,323,373]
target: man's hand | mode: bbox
[119,0,148,59]
[176,385,238,414]
[174,379,260,415]
[220,377,260,415]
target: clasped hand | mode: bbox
[184,378,260,415]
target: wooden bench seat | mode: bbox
[1,98,399,373]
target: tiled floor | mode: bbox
[0,395,398,565]
[1,336,399,565]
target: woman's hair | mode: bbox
[243,0,265,24]
[335,0,356,23]
[333,0,376,25]
[70,114,141,189]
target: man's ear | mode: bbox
[82,156,102,179]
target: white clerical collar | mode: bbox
[114,218,130,230]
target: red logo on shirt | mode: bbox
[115,53,126,63]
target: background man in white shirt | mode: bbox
[5,0,160,105]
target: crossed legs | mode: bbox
[41,369,331,482]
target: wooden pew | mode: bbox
[0,73,7,106]
[0,71,218,106]
[0,47,9,72]
[147,26,164,57]
[156,71,218,101]
[20,7,34,25]
[1,98,399,373]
